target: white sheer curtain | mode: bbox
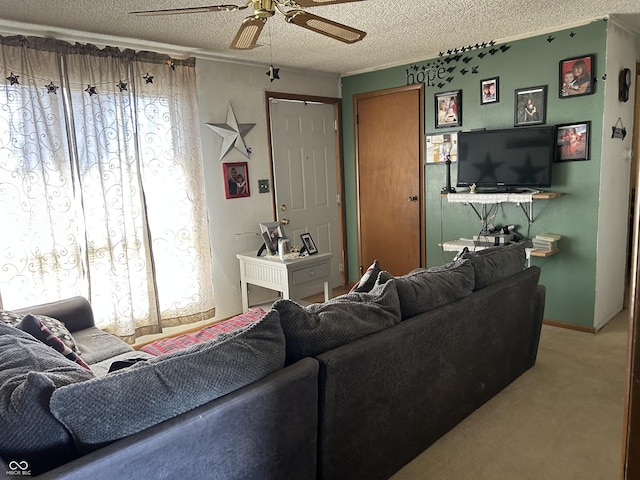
[0,36,215,342]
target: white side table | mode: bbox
[236,252,333,312]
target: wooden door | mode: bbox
[269,98,343,288]
[355,84,424,276]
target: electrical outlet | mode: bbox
[258,179,270,193]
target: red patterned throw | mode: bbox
[140,308,267,356]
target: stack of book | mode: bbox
[533,233,561,251]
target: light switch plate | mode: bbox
[258,179,270,193]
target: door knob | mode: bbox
[281,218,290,225]
[408,195,418,202]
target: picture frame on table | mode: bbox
[480,77,499,104]
[223,162,250,199]
[300,233,318,255]
[514,85,547,126]
[555,121,590,162]
[434,90,462,129]
[259,222,283,254]
[559,54,595,98]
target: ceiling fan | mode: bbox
[130,0,367,50]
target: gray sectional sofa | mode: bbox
[0,243,545,479]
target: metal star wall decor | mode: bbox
[45,81,59,94]
[266,65,280,82]
[6,72,19,85]
[206,102,255,161]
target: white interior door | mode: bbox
[269,99,341,288]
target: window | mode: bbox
[0,37,214,342]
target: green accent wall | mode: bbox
[341,20,608,328]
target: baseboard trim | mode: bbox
[543,318,596,333]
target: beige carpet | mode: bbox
[391,309,629,480]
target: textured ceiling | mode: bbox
[0,1,639,75]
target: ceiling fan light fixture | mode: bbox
[230,17,267,49]
[286,10,365,43]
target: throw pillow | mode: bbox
[376,258,475,319]
[349,259,381,293]
[0,309,21,327]
[462,242,527,290]
[0,309,81,354]
[17,314,91,370]
[140,307,267,356]
[50,308,286,452]
[0,323,95,475]
[274,278,401,365]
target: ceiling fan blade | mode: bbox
[286,10,366,44]
[292,0,366,6]
[130,3,248,16]
[230,16,267,49]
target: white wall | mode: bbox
[196,59,340,319]
[594,19,637,330]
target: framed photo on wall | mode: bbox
[559,54,595,98]
[555,121,590,162]
[425,132,458,164]
[223,162,250,199]
[480,77,499,104]
[434,90,462,129]
[514,86,547,126]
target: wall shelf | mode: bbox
[439,192,563,262]
[443,191,562,227]
[530,192,562,200]
[440,239,558,257]
[440,191,562,199]
[529,247,560,257]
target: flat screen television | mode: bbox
[456,126,555,191]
